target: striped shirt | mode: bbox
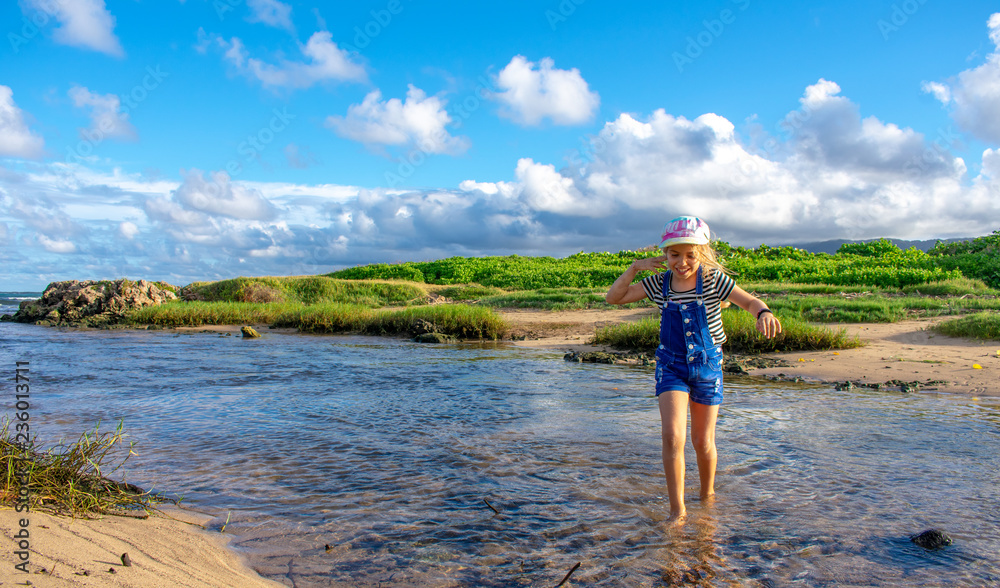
[640,268,736,346]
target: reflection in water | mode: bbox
[2,323,999,587]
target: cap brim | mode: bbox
[659,237,709,248]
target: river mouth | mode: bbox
[4,323,999,586]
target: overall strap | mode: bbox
[696,266,705,297]
[661,270,671,301]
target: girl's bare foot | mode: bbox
[667,507,687,523]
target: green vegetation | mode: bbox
[128,300,509,340]
[476,287,652,310]
[183,275,426,307]
[932,311,1000,340]
[929,231,1000,289]
[128,301,296,326]
[270,302,509,340]
[117,231,1000,345]
[591,308,864,353]
[435,284,505,300]
[328,239,989,290]
[328,251,654,289]
[1,421,161,517]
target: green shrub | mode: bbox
[929,231,1000,289]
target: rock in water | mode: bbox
[241,326,261,338]
[414,332,456,344]
[911,529,952,550]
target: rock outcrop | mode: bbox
[6,279,178,327]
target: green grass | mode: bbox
[428,285,655,311]
[721,309,864,353]
[182,276,427,307]
[1,420,161,517]
[901,277,997,297]
[127,300,298,326]
[765,296,909,323]
[761,292,1000,324]
[130,300,509,340]
[741,282,890,295]
[363,305,510,339]
[478,287,651,310]
[591,308,863,354]
[932,311,1000,340]
[434,284,505,300]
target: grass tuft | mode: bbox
[901,277,998,297]
[1,420,162,517]
[932,311,1000,340]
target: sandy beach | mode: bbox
[0,506,285,587]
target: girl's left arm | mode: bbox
[726,285,782,339]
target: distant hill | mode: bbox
[785,237,975,255]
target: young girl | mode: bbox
[605,216,781,520]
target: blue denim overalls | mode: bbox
[654,267,725,404]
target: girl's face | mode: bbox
[665,244,701,280]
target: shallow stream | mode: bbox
[2,322,998,586]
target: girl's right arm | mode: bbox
[605,255,667,305]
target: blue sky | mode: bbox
[2,0,999,290]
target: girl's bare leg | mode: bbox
[658,391,689,520]
[689,400,720,500]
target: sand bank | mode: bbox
[0,506,285,587]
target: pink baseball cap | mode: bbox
[658,216,711,248]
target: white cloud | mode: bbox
[515,158,608,217]
[921,81,951,104]
[119,221,139,239]
[494,55,600,126]
[68,85,137,141]
[326,85,469,155]
[172,170,278,221]
[923,13,1000,144]
[246,0,294,32]
[459,180,500,195]
[38,235,76,253]
[218,31,366,89]
[4,78,999,290]
[37,234,77,253]
[22,0,124,57]
[0,86,45,158]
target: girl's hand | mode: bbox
[632,254,667,273]
[756,312,782,339]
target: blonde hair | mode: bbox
[663,242,731,275]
